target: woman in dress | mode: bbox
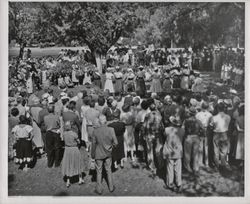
[113,66,123,94]
[121,104,136,162]
[8,108,20,160]
[180,66,190,90]
[162,70,172,94]
[135,66,146,98]
[62,121,85,188]
[81,97,90,150]
[104,68,115,95]
[235,105,244,166]
[150,67,162,93]
[12,115,34,171]
[26,71,33,94]
[108,111,126,169]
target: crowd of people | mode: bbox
[8,45,245,194]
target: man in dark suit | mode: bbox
[91,115,118,195]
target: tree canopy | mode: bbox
[9,2,245,63]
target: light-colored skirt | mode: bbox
[81,117,88,142]
[150,79,162,93]
[32,121,44,148]
[235,132,244,160]
[104,79,114,93]
[124,125,135,152]
[62,146,84,177]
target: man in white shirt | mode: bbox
[210,103,231,169]
[196,102,212,167]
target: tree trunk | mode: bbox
[19,42,25,59]
[94,51,103,74]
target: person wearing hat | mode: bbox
[163,116,185,192]
[195,101,213,167]
[183,106,204,175]
[141,103,164,177]
[124,68,135,93]
[135,65,146,98]
[150,67,162,93]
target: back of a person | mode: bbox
[63,130,78,147]
[85,108,100,125]
[108,121,125,137]
[184,116,201,135]
[93,125,113,159]
[213,112,231,132]
[196,110,212,128]
[44,114,60,131]
[30,106,43,123]
[63,111,77,122]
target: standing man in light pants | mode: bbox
[210,103,231,170]
[163,116,184,193]
[91,115,118,195]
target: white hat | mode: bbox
[61,95,69,100]
[42,93,50,100]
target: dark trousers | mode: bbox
[45,131,62,168]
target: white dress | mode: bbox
[104,72,114,93]
[81,105,90,142]
[26,75,33,94]
[82,72,92,85]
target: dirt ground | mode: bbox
[8,147,244,196]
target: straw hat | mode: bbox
[169,116,181,126]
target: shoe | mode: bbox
[94,189,103,195]
[175,186,182,193]
[109,186,116,193]
[79,180,85,185]
[164,185,175,191]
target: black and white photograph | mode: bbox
[0,0,249,202]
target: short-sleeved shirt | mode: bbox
[12,124,33,139]
[44,113,60,132]
[63,130,78,147]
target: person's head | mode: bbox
[19,115,27,124]
[111,100,117,109]
[82,96,90,106]
[68,101,76,111]
[16,97,22,104]
[149,103,156,111]
[64,121,72,131]
[164,95,172,105]
[77,92,83,99]
[89,100,95,108]
[61,97,70,106]
[113,109,121,120]
[81,90,88,99]
[48,105,55,113]
[133,97,140,106]
[173,94,182,105]
[11,108,19,117]
[141,100,149,110]
[98,96,105,106]
[151,92,157,99]
[99,114,107,125]
[68,91,74,99]
[238,105,244,116]
[217,102,225,113]
[201,101,209,110]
